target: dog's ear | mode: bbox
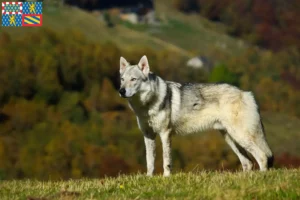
[138,55,149,76]
[120,57,129,74]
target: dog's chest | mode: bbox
[128,93,170,133]
[148,109,169,131]
[136,108,169,133]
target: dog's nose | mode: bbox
[119,88,126,96]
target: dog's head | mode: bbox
[119,55,150,98]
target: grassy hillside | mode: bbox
[0,6,191,57]
[124,0,248,57]
[0,2,248,59]
[1,169,299,200]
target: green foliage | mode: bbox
[209,64,239,86]
[224,47,300,116]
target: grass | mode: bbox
[1,169,299,199]
[0,6,191,57]
[121,0,248,58]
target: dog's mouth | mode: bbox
[119,93,135,98]
[119,88,137,98]
[120,94,128,98]
[119,93,132,98]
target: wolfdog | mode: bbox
[119,55,273,176]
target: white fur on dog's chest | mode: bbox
[130,95,171,133]
[146,109,168,133]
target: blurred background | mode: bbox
[0,0,300,180]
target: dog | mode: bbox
[119,55,273,176]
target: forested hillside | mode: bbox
[172,0,300,51]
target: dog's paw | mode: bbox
[163,172,171,177]
[146,173,154,177]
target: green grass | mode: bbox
[0,6,191,57]
[1,169,299,199]
[120,0,248,58]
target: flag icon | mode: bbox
[2,2,42,27]
[22,14,42,26]
[23,2,42,14]
[2,14,22,26]
[1,2,23,14]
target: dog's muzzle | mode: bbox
[119,88,126,97]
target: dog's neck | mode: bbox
[129,73,167,110]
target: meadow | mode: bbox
[1,169,299,200]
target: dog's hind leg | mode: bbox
[242,141,269,171]
[221,130,253,171]
[254,138,274,169]
[253,123,274,171]
[227,129,272,171]
[252,136,274,170]
[233,92,273,171]
[253,122,274,169]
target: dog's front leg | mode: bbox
[160,131,172,177]
[144,133,156,176]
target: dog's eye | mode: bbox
[131,78,137,81]
[121,78,124,81]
